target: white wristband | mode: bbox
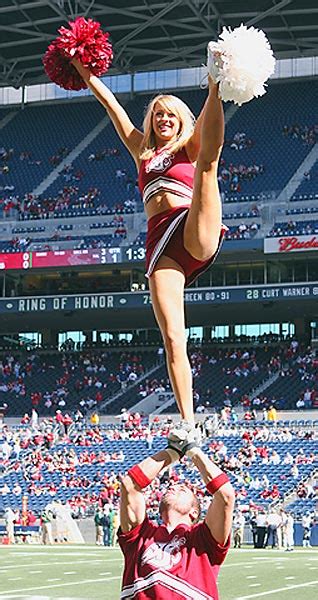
[165,448,180,464]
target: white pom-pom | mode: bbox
[207,24,276,105]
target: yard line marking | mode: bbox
[0,576,122,596]
[8,552,104,557]
[222,560,293,570]
[246,576,257,579]
[0,558,122,571]
[201,549,310,554]
[249,584,261,588]
[47,579,61,582]
[0,596,93,600]
[234,579,318,600]
[252,557,288,561]
[63,572,77,575]
[29,571,42,574]
[285,577,295,580]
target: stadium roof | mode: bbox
[0,0,318,89]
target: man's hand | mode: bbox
[167,422,201,458]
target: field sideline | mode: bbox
[0,545,317,599]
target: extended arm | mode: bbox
[190,449,235,545]
[72,59,143,161]
[120,449,177,533]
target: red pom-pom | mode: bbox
[43,40,86,90]
[43,17,113,91]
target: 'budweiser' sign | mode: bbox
[264,235,318,254]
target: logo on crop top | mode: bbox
[140,535,186,570]
[145,150,174,173]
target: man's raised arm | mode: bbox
[120,446,181,533]
[167,424,235,545]
[189,448,235,545]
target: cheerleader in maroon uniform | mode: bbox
[46,17,274,432]
[72,57,224,427]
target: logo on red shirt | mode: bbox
[141,535,186,570]
[145,151,174,173]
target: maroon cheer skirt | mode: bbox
[145,205,227,287]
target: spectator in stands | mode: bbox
[72,59,226,429]
[31,408,39,430]
[267,405,277,423]
[118,423,234,599]
[90,412,100,427]
[296,397,305,410]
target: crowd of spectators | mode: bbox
[282,124,318,145]
[0,146,14,176]
[49,146,70,166]
[87,147,121,162]
[225,221,259,240]
[0,341,317,417]
[0,411,316,533]
[224,131,255,151]
[1,135,265,224]
[218,158,264,193]
[0,214,128,254]
[100,342,318,416]
[192,342,318,413]
[0,350,150,415]
[224,205,260,220]
[0,141,138,222]
[0,188,135,222]
[268,219,318,237]
[134,220,260,246]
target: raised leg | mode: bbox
[149,255,194,423]
[184,80,224,260]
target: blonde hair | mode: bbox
[140,94,195,160]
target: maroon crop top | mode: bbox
[138,146,195,205]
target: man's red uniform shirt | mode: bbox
[118,516,230,599]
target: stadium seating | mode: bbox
[1,342,315,418]
[268,220,318,237]
[0,420,316,517]
[0,102,104,197]
[0,349,161,417]
[94,344,316,415]
[1,79,318,229]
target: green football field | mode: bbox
[0,545,317,599]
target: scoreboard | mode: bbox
[0,246,146,270]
